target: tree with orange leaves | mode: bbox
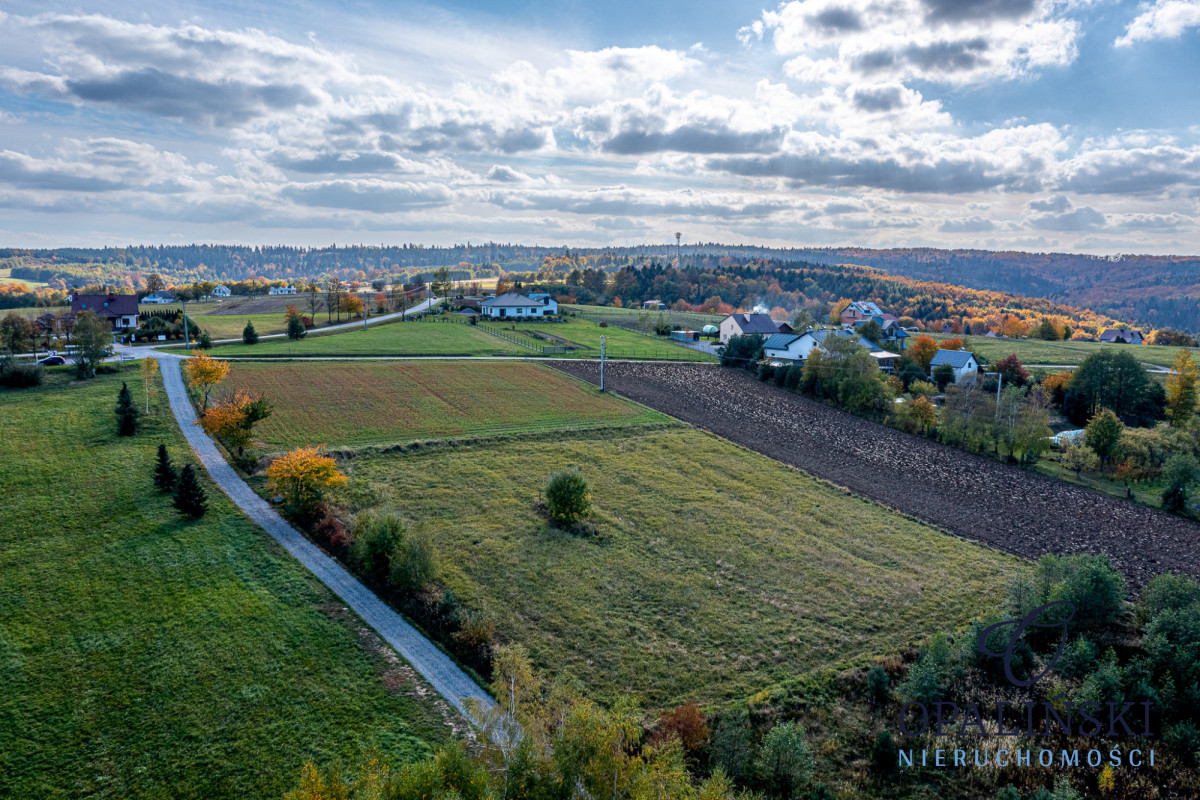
[996,313,1030,338]
[266,445,347,518]
[197,390,273,457]
[829,298,852,324]
[183,350,230,411]
[908,334,939,370]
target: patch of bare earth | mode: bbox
[549,361,1200,588]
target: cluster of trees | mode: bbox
[154,443,207,519]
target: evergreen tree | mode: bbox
[196,329,213,349]
[287,314,307,339]
[115,381,138,436]
[242,320,259,344]
[173,464,207,519]
[154,443,177,492]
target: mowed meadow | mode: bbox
[223,361,670,450]
[0,370,454,799]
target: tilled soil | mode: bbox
[550,360,1200,588]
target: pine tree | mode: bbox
[173,464,207,519]
[242,320,259,344]
[115,381,138,436]
[154,443,177,492]
[197,329,213,350]
[287,314,307,340]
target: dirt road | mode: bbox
[550,361,1200,588]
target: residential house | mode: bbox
[763,328,900,372]
[642,299,667,310]
[1098,328,1144,344]
[930,349,980,384]
[840,300,883,325]
[141,291,175,305]
[269,285,297,295]
[526,293,559,314]
[852,317,909,350]
[211,285,231,298]
[480,292,557,319]
[718,312,782,344]
[71,292,138,331]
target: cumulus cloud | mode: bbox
[1026,195,1107,230]
[1116,0,1200,46]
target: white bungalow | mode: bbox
[480,292,557,319]
[930,349,980,384]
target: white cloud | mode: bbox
[1116,0,1200,46]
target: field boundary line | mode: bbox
[155,353,495,723]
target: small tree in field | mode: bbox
[173,464,207,518]
[140,357,159,414]
[287,314,307,340]
[1162,454,1199,514]
[196,330,213,350]
[154,443,177,492]
[115,382,138,436]
[196,390,273,458]
[242,320,259,345]
[545,468,591,526]
[266,446,347,520]
[183,351,230,411]
[1086,408,1124,470]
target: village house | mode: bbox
[480,292,557,319]
[840,300,884,325]
[141,291,175,305]
[71,292,139,331]
[269,285,297,295]
[642,299,667,310]
[851,317,909,349]
[763,329,901,372]
[718,312,786,344]
[211,285,231,298]
[1098,328,1144,344]
[930,349,980,384]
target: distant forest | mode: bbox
[1,241,1196,330]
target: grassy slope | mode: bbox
[933,333,1198,369]
[0,370,453,800]
[536,315,715,361]
[334,427,1027,709]
[224,360,670,450]
[207,320,514,358]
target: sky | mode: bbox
[0,0,1199,253]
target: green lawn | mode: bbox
[207,319,514,357]
[534,315,716,361]
[332,427,1027,709]
[933,333,1197,369]
[178,311,293,339]
[224,360,671,450]
[0,370,454,799]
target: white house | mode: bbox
[211,285,231,298]
[718,312,784,344]
[930,349,980,384]
[526,293,559,314]
[763,329,899,372]
[480,292,557,319]
[269,285,297,295]
[141,291,175,305]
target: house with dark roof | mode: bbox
[71,292,138,331]
[762,328,900,372]
[719,312,783,343]
[840,300,884,325]
[930,349,980,384]
[1098,328,1144,345]
[480,292,557,319]
[852,317,909,349]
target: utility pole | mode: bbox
[600,335,606,391]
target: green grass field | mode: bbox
[0,370,453,799]
[539,315,715,361]
[207,319,514,357]
[332,427,1027,708]
[932,333,1198,369]
[0,267,48,290]
[223,361,670,450]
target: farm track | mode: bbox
[549,361,1200,588]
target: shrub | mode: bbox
[909,379,938,398]
[709,707,753,784]
[1161,453,1199,514]
[172,464,207,519]
[719,334,764,368]
[756,722,813,798]
[647,702,710,754]
[933,363,956,390]
[350,509,406,585]
[900,633,955,704]
[1037,553,1127,632]
[545,468,591,526]
[870,731,898,775]
[389,527,436,593]
[0,359,43,388]
[867,665,891,705]
[312,502,350,556]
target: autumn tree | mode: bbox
[183,351,230,411]
[899,395,938,434]
[1166,349,1199,427]
[266,445,348,519]
[197,390,273,457]
[908,334,939,370]
[1062,442,1099,477]
[305,283,322,321]
[73,311,112,379]
[0,312,34,356]
[140,357,159,413]
[339,293,364,318]
[829,298,852,324]
[1086,409,1124,470]
[993,354,1030,388]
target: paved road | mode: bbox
[155,352,494,721]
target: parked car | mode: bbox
[37,355,67,366]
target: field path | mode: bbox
[155,353,494,720]
[550,361,1200,588]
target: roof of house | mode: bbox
[930,349,978,369]
[1099,328,1143,342]
[847,301,884,316]
[724,313,781,335]
[72,293,137,317]
[763,333,803,350]
[806,328,878,350]
[145,291,174,299]
[481,292,543,308]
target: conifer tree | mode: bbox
[173,464,207,519]
[154,443,177,492]
[242,320,259,344]
[115,381,138,436]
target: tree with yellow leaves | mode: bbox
[139,357,159,414]
[182,351,230,411]
[908,334,939,370]
[196,390,272,457]
[266,445,347,518]
[1167,348,1199,427]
